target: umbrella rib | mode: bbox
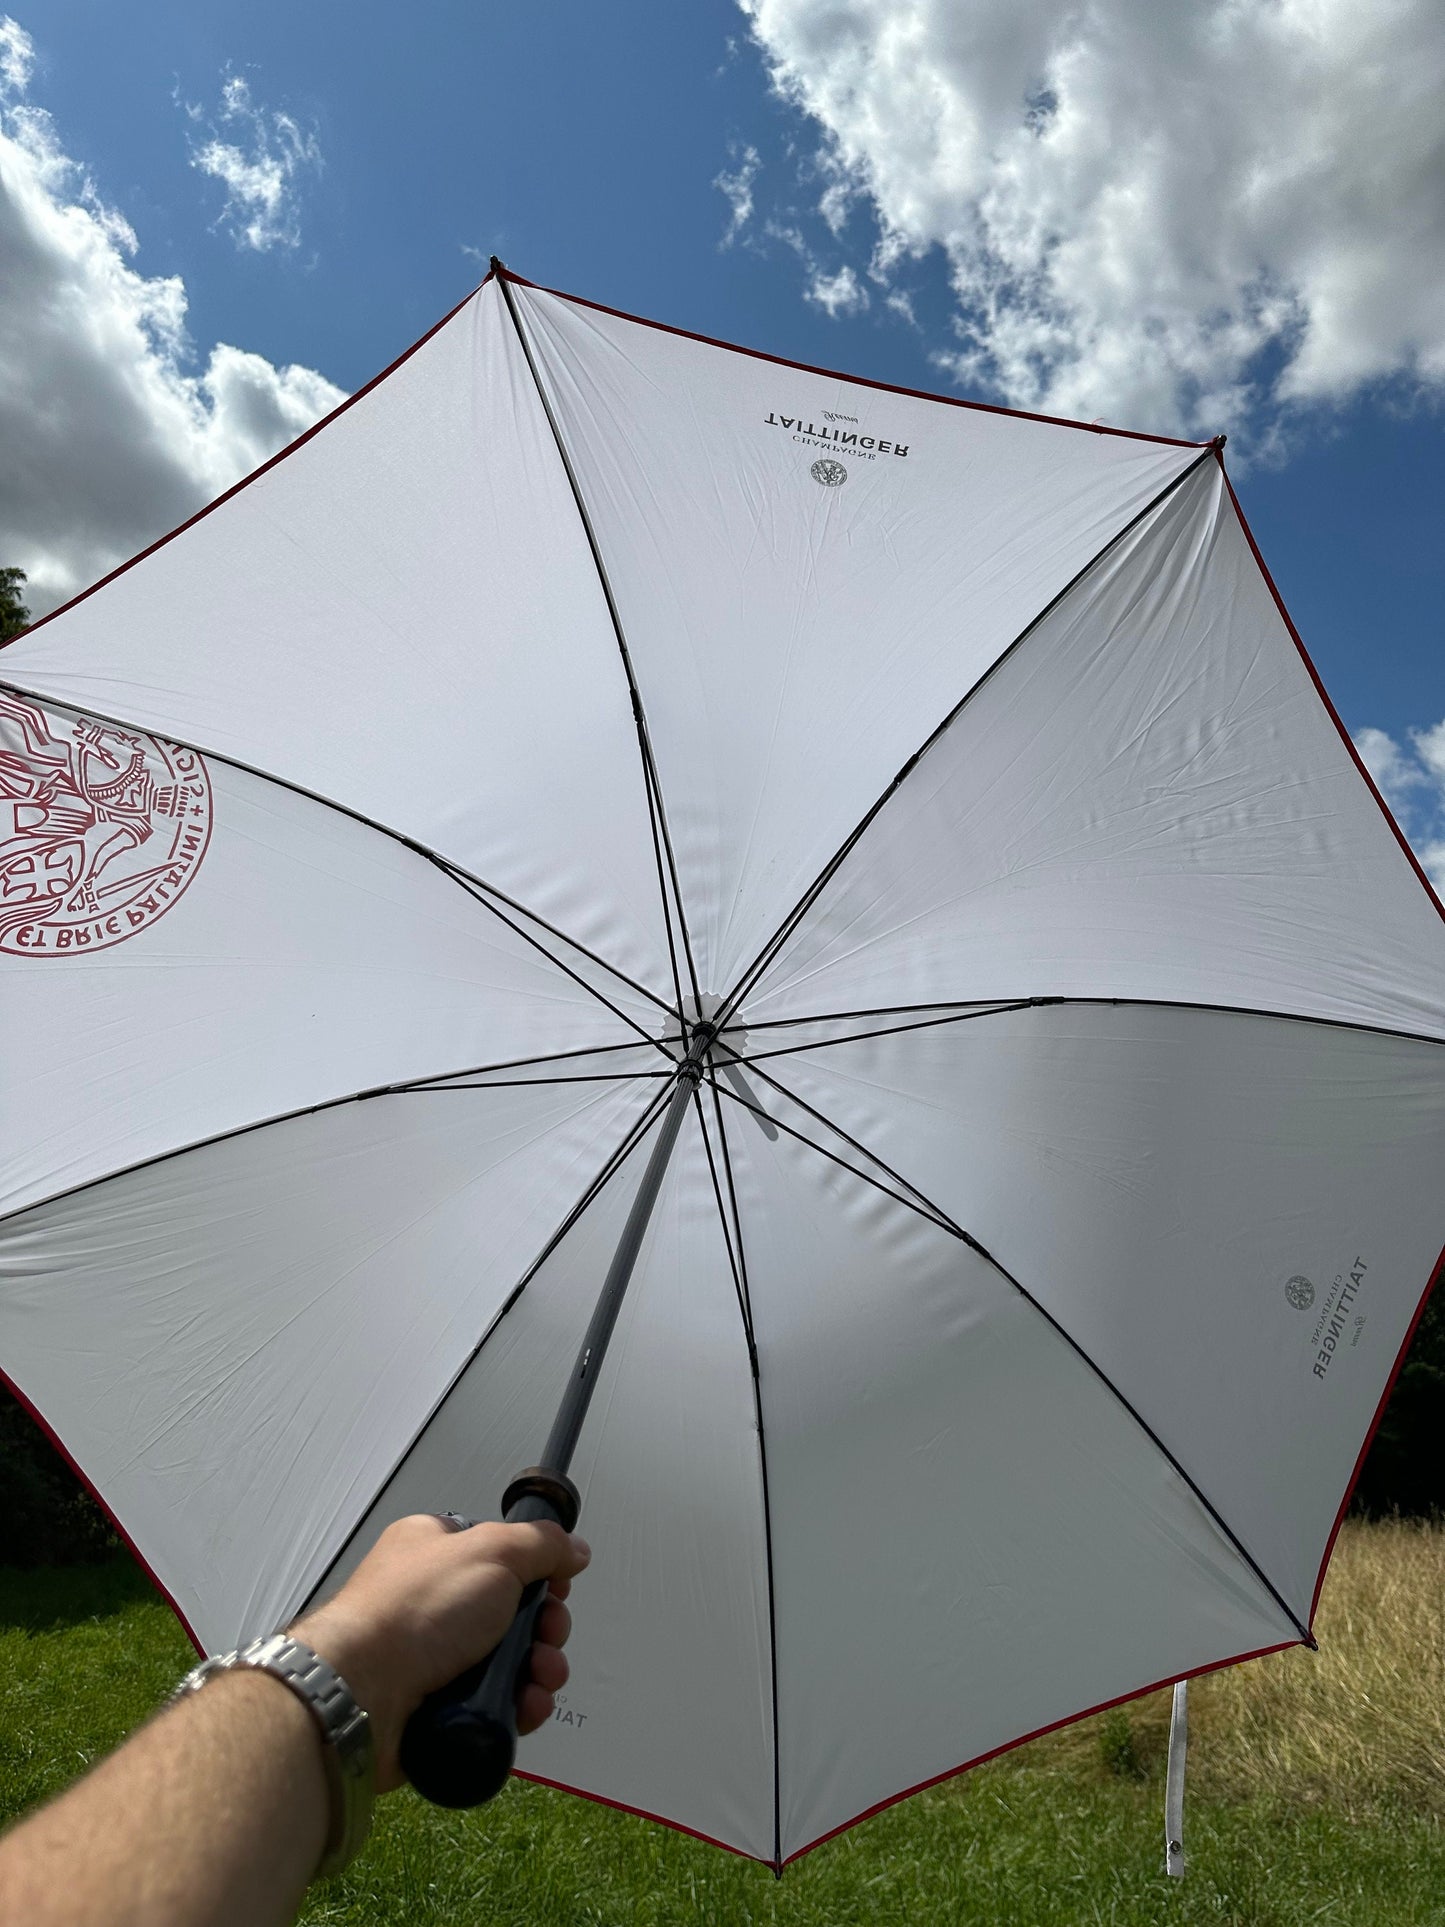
[733,1000,1047,1063]
[299,1077,678,1613]
[696,1076,783,1874]
[692,1087,749,1334]
[492,269,705,1027]
[0,676,674,1040]
[0,1049,668,1233]
[434,862,674,1060]
[713,445,1220,1028]
[733,1059,1317,1648]
[726,994,1445,1067]
[392,1038,668,1088]
[707,1072,959,1239]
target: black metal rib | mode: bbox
[492,267,705,1027]
[717,1063,1316,1648]
[402,1038,666,1087]
[723,993,1445,1069]
[714,446,1219,1030]
[708,1072,959,1239]
[413,1072,674,1090]
[741,1000,1023,1032]
[0,678,674,1036]
[692,1088,748,1337]
[301,1076,678,1610]
[0,1047,665,1233]
[436,864,673,1061]
[697,1074,783,1872]
[732,1000,1045,1064]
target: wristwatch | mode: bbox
[170,1632,376,1878]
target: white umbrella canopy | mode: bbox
[2,264,1443,1867]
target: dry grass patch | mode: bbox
[1009,1516,1445,1819]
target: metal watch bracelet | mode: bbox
[170,1632,376,1878]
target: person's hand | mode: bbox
[291,1513,590,1791]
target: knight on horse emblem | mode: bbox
[0,692,211,954]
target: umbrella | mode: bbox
[1,262,1442,1871]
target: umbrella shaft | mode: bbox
[541,1030,710,1472]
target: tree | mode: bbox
[0,566,30,642]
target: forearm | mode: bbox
[0,1670,328,1927]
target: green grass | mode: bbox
[2,1555,1442,1926]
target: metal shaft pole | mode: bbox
[543,1023,711,1472]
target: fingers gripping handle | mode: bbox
[400,1469,580,1809]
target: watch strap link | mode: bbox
[171,1632,375,1878]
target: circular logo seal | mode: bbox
[1285,1275,1315,1311]
[0,693,212,957]
[810,457,848,487]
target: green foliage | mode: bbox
[1353,1285,1445,1519]
[0,1389,118,1567]
[1097,1707,1148,1780]
[0,566,29,642]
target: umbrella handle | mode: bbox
[399,1469,580,1809]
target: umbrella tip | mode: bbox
[489,255,506,278]
[1209,432,1227,451]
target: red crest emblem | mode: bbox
[0,694,212,956]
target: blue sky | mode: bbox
[3,1,1443,877]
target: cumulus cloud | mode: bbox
[1354,722,1445,894]
[184,71,321,253]
[738,0,1445,438]
[0,26,344,614]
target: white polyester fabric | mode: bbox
[736,1004,1445,1625]
[747,459,1445,1040]
[0,1080,653,1646]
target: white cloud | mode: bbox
[0,14,32,93]
[806,261,868,318]
[739,0,1445,439]
[0,33,344,615]
[715,142,761,246]
[1353,723,1445,895]
[185,71,321,254]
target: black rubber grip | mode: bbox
[399,1486,572,1808]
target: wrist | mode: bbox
[171,1633,376,1877]
[289,1607,406,1788]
